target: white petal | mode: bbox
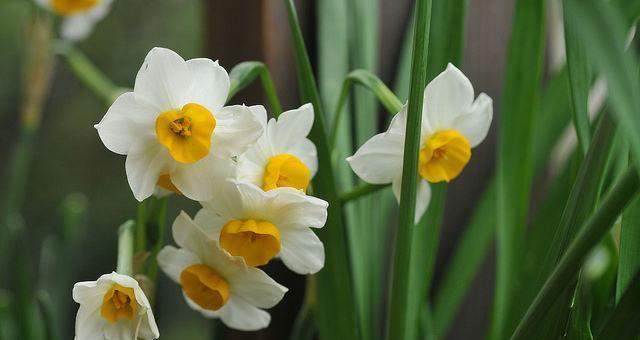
[72,281,102,304]
[170,154,233,201]
[171,211,211,250]
[193,208,226,239]
[392,176,432,223]
[134,47,190,112]
[229,267,287,309]
[279,227,325,274]
[423,63,474,131]
[137,310,160,340]
[186,59,230,112]
[61,15,95,42]
[75,303,108,340]
[217,297,271,331]
[212,105,264,158]
[288,138,318,176]
[347,132,404,184]
[125,142,173,202]
[204,179,246,219]
[157,246,200,283]
[95,92,156,155]
[270,103,314,152]
[452,93,493,147]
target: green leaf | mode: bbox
[406,184,446,340]
[283,2,359,340]
[227,61,282,115]
[617,193,640,301]
[563,4,591,155]
[564,0,640,179]
[512,168,640,339]
[36,291,59,340]
[597,269,640,339]
[565,275,594,340]
[116,220,135,276]
[491,0,546,338]
[387,0,432,339]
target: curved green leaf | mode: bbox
[227,61,282,115]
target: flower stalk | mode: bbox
[116,220,136,276]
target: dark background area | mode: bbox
[0,0,556,339]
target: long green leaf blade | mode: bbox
[283,2,359,340]
[512,168,640,339]
[617,193,640,301]
[387,0,432,339]
[563,3,591,155]
[491,0,546,338]
[597,269,640,339]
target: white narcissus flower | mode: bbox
[95,47,264,202]
[36,0,113,41]
[73,272,159,340]
[347,63,493,221]
[158,211,288,331]
[236,103,318,192]
[196,180,328,274]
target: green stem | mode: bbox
[387,0,432,339]
[340,183,388,203]
[227,61,283,115]
[53,40,120,105]
[147,197,168,283]
[511,168,640,339]
[330,71,401,148]
[135,201,147,253]
[116,221,135,276]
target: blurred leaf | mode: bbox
[36,291,59,340]
[617,194,640,300]
[564,0,640,178]
[490,0,546,339]
[597,269,640,339]
[227,61,282,115]
[387,1,432,340]
[563,4,591,155]
[283,2,359,340]
[512,168,640,339]
[565,276,593,340]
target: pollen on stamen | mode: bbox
[169,118,192,137]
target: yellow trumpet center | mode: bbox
[263,154,311,192]
[180,264,230,311]
[219,219,281,267]
[156,174,182,195]
[51,0,100,15]
[100,284,138,323]
[156,103,216,164]
[419,130,471,183]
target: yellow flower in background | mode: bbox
[36,0,113,41]
[347,63,493,222]
[95,47,264,202]
[73,272,159,340]
[196,179,328,274]
[236,103,318,192]
[157,211,287,331]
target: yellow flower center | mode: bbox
[156,103,216,164]
[156,174,182,195]
[100,284,138,323]
[219,219,281,267]
[180,264,230,311]
[51,0,100,15]
[419,130,471,183]
[262,154,311,192]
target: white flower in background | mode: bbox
[95,47,264,202]
[36,0,113,41]
[196,180,328,274]
[236,103,318,192]
[73,272,159,340]
[347,63,493,221]
[158,211,287,331]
